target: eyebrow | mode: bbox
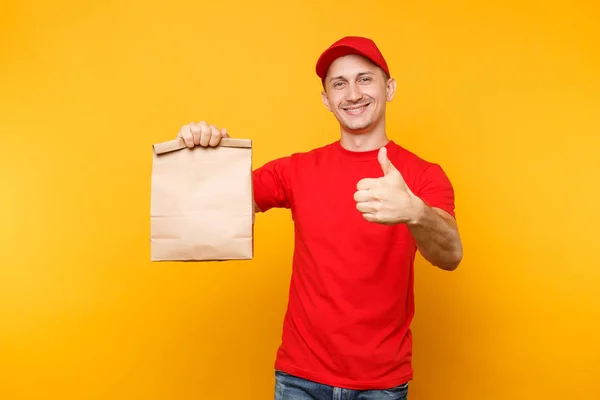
[328,71,375,82]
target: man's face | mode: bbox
[321,54,395,134]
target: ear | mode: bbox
[321,90,332,112]
[386,77,396,102]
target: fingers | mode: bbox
[353,190,372,203]
[356,201,379,214]
[354,182,381,216]
[178,123,195,148]
[199,121,211,146]
[361,213,377,223]
[208,125,221,147]
[189,122,202,145]
[356,178,378,191]
[177,121,230,148]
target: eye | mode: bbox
[359,77,372,83]
[333,81,345,88]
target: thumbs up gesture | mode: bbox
[354,147,424,225]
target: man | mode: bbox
[177,36,463,400]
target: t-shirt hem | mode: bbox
[274,361,413,390]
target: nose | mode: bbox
[346,82,363,102]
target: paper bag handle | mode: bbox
[153,137,252,155]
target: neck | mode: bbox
[339,119,388,152]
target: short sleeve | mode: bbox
[415,164,456,218]
[252,156,293,212]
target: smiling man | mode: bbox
[176,36,463,400]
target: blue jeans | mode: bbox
[274,371,409,400]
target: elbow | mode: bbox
[436,248,463,272]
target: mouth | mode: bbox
[341,102,371,115]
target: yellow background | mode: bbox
[1,0,599,399]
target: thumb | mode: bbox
[378,147,396,176]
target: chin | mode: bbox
[343,120,374,134]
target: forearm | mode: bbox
[407,197,463,271]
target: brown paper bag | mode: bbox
[150,137,254,261]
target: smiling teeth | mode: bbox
[345,105,368,113]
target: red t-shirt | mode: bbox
[252,139,456,390]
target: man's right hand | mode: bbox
[177,121,230,148]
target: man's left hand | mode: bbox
[354,147,424,225]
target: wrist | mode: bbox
[407,195,426,226]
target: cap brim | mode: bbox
[316,45,370,81]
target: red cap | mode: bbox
[315,36,390,81]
